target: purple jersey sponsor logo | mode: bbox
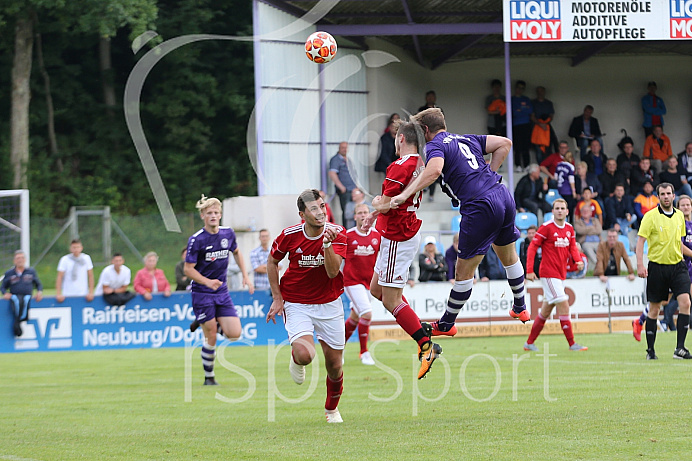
[186,227,238,294]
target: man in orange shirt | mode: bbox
[642,125,672,173]
[573,188,603,222]
[634,181,660,220]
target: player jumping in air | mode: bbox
[362,120,442,380]
[266,189,348,423]
[523,199,588,351]
[343,203,381,365]
[391,108,530,337]
[185,195,254,385]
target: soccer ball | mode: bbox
[305,31,337,64]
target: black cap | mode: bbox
[647,81,657,87]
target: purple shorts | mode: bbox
[457,184,521,260]
[191,290,238,324]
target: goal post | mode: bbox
[0,189,30,268]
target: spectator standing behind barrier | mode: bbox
[574,204,602,271]
[514,164,551,215]
[594,229,636,282]
[478,246,507,281]
[418,90,441,113]
[250,229,274,291]
[2,250,42,337]
[56,239,94,303]
[95,253,136,306]
[418,236,448,282]
[511,80,533,172]
[568,105,603,159]
[530,85,558,163]
[445,234,459,282]
[641,81,666,139]
[520,225,541,276]
[328,142,357,226]
[175,247,192,291]
[134,252,171,301]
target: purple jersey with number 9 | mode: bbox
[425,132,502,207]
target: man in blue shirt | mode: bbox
[641,81,666,139]
[1,250,42,337]
[511,80,533,172]
[328,142,357,226]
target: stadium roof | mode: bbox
[260,0,692,69]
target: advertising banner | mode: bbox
[503,0,692,41]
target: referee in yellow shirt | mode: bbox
[636,182,692,360]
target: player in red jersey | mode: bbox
[362,120,442,379]
[343,203,381,365]
[265,189,347,423]
[524,198,588,352]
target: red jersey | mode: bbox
[343,227,381,288]
[271,222,347,304]
[539,152,565,176]
[376,153,424,241]
[527,220,582,280]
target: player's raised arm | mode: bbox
[485,135,512,172]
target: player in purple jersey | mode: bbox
[391,108,530,336]
[185,195,254,385]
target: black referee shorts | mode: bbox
[646,261,691,304]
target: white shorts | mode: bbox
[541,277,568,305]
[375,232,421,288]
[344,284,372,316]
[283,298,345,350]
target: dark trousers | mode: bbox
[513,123,532,168]
[104,291,136,306]
[337,190,351,227]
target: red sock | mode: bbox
[527,313,547,344]
[325,372,343,411]
[559,315,575,346]
[344,317,358,342]
[357,318,370,354]
[392,302,429,348]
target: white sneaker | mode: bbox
[359,351,375,365]
[325,408,343,423]
[515,165,524,173]
[289,357,305,385]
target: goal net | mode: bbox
[0,190,30,271]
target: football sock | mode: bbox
[559,315,575,346]
[201,343,216,378]
[504,261,527,311]
[392,302,430,347]
[440,278,473,326]
[527,312,548,344]
[639,305,649,326]
[344,317,358,342]
[645,317,657,351]
[357,317,371,354]
[325,372,343,411]
[676,313,690,349]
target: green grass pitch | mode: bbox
[1,332,689,460]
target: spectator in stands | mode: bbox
[565,242,588,279]
[175,247,191,291]
[445,234,459,282]
[594,228,636,282]
[575,161,602,202]
[318,190,335,223]
[95,253,135,306]
[418,236,447,282]
[574,204,602,270]
[418,90,441,113]
[384,113,400,133]
[250,229,273,291]
[633,180,659,221]
[478,246,507,281]
[555,151,577,215]
[642,125,672,174]
[574,188,603,222]
[530,85,558,163]
[485,79,506,136]
[630,157,657,195]
[134,251,171,301]
[56,239,94,303]
[519,225,541,276]
[658,156,692,200]
[514,164,551,216]
[568,105,603,158]
[344,188,373,229]
[328,141,356,226]
[641,81,666,139]
[600,158,626,198]
[512,80,533,172]
[616,137,639,183]
[540,140,570,185]
[2,250,42,337]
[583,138,608,176]
[605,184,637,235]
[375,122,397,174]
[677,141,692,176]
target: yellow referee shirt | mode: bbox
[638,205,686,265]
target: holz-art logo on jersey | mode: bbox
[15,307,72,350]
[509,0,561,40]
